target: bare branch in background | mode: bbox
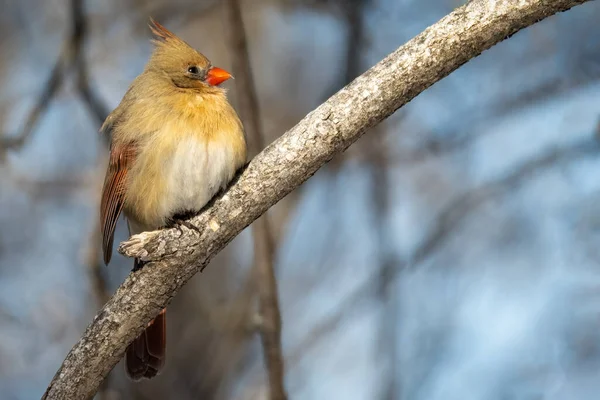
[224,1,287,399]
[70,1,112,399]
[367,133,399,400]
[0,0,110,158]
[0,48,67,157]
[287,273,376,367]
[70,0,110,128]
[333,0,399,396]
[395,60,600,166]
[56,0,112,306]
[408,136,600,268]
[338,0,372,90]
[41,1,592,398]
[322,0,372,170]
[285,260,400,372]
[8,169,93,199]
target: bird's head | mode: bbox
[146,18,232,90]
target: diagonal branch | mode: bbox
[42,1,592,399]
[224,1,287,399]
[0,47,67,155]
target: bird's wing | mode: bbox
[100,142,136,265]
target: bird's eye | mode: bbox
[187,66,199,74]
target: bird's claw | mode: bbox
[170,218,202,234]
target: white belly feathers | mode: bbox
[161,135,237,218]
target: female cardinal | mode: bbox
[100,19,247,380]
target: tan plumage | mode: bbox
[100,19,247,380]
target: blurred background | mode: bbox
[1,0,600,399]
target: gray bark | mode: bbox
[42,1,592,399]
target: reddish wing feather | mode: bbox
[100,143,136,265]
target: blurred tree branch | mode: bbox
[70,0,110,128]
[0,47,65,157]
[333,0,399,396]
[395,76,600,165]
[409,136,600,267]
[325,0,373,170]
[0,0,109,159]
[224,1,287,399]
[1,0,112,332]
[368,135,399,400]
[42,1,592,398]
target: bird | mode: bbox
[100,18,247,380]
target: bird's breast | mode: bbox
[124,129,245,229]
[164,135,237,216]
[121,91,247,229]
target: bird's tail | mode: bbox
[125,258,166,380]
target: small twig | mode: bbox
[224,1,287,399]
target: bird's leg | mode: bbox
[172,218,202,233]
[133,258,147,272]
[167,211,202,234]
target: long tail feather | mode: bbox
[126,308,166,380]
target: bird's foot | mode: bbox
[168,217,202,235]
[133,258,147,272]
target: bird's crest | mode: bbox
[145,17,212,79]
[149,18,181,45]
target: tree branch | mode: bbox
[224,1,287,399]
[42,1,591,398]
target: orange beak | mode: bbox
[205,67,233,86]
